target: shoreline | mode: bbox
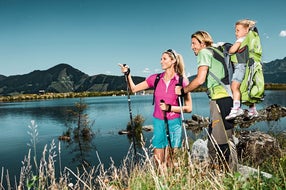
[0,84,285,103]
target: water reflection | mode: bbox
[59,98,98,170]
[0,102,74,123]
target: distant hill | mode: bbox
[0,63,144,95]
[0,75,6,81]
[263,57,286,83]
[0,58,285,96]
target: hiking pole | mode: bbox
[160,99,173,164]
[160,100,172,149]
[177,87,192,165]
[123,64,137,158]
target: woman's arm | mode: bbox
[128,74,149,93]
[183,92,192,113]
[119,64,149,93]
[164,92,192,113]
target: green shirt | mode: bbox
[197,48,229,99]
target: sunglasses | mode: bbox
[166,49,177,62]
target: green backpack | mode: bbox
[206,43,234,98]
[232,27,264,105]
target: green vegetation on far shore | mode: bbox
[0,91,127,102]
[0,83,285,102]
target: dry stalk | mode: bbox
[64,167,92,190]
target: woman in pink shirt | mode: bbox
[119,49,192,169]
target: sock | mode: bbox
[233,100,240,109]
[249,104,256,112]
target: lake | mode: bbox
[0,90,285,178]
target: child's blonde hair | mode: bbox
[236,19,256,31]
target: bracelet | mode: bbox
[167,104,172,112]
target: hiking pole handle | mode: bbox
[160,100,172,149]
[160,99,167,117]
[160,99,172,112]
[122,64,130,76]
[175,83,185,97]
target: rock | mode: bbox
[237,164,272,179]
[185,104,286,130]
[58,135,71,141]
[118,130,130,135]
[236,131,282,166]
[185,114,209,133]
[191,139,209,163]
[142,125,153,132]
[234,104,286,128]
[185,104,285,167]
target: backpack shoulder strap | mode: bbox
[207,45,233,84]
[208,71,232,97]
[207,47,225,64]
[152,73,162,105]
[206,46,233,97]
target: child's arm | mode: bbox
[229,37,245,54]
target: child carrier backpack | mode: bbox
[233,27,264,105]
[206,43,234,97]
[152,73,183,105]
[207,28,264,105]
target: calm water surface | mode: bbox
[0,90,285,178]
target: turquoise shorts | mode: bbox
[152,117,182,149]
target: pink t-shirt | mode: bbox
[146,72,188,120]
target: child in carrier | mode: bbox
[226,19,259,120]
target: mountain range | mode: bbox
[263,57,286,83]
[0,57,285,96]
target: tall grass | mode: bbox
[0,121,285,190]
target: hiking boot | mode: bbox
[225,108,244,120]
[248,110,259,118]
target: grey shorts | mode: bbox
[232,63,246,83]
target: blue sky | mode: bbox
[0,0,285,77]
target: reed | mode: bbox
[0,121,285,190]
